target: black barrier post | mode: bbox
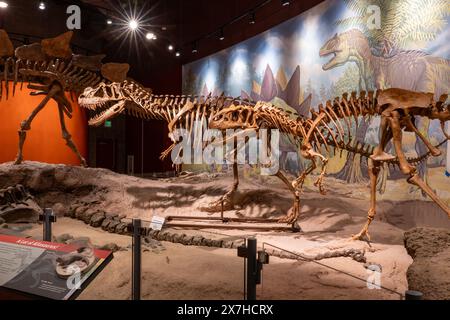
[130,219,143,301]
[405,290,423,300]
[39,208,56,242]
[246,238,257,300]
[237,238,269,300]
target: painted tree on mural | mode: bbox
[331,0,450,189]
[336,0,449,55]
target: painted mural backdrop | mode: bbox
[182,0,449,199]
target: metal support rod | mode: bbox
[164,222,294,231]
[131,218,142,301]
[166,215,280,223]
[246,238,257,301]
[40,208,56,242]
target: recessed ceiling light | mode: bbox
[106,19,112,25]
[175,52,181,57]
[38,2,46,10]
[281,0,290,6]
[168,45,174,51]
[0,1,8,9]
[249,12,256,24]
[219,28,225,41]
[192,42,198,53]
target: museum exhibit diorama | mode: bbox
[0,0,449,303]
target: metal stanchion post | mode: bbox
[130,219,142,301]
[39,208,56,242]
[405,290,423,300]
[246,238,257,300]
[237,238,269,301]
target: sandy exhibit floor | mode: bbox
[1,162,449,300]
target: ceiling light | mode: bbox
[106,19,112,25]
[0,1,8,9]
[129,20,138,30]
[281,0,290,6]
[175,52,181,57]
[219,28,225,41]
[146,32,157,40]
[38,2,46,10]
[249,12,256,25]
[168,45,174,51]
[192,42,198,53]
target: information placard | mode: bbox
[0,234,113,300]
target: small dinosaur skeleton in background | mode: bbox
[0,30,131,166]
[209,88,450,240]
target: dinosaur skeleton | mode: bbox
[79,78,449,240]
[79,80,261,213]
[0,30,130,166]
[209,88,450,240]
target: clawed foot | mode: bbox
[352,229,371,242]
[14,157,23,165]
[278,208,298,224]
[199,192,235,213]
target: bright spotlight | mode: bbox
[175,52,181,57]
[129,20,138,30]
[0,1,8,9]
[38,2,46,10]
[168,45,174,51]
[106,19,113,25]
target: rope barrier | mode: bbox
[121,216,405,299]
[262,242,405,299]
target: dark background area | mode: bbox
[1,0,323,174]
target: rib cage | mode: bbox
[0,57,105,101]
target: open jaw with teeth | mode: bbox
[78,97,126,127]
[319,49,341,70]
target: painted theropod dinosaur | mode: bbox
[319,29,450,94]
[0,30,130,166]
[209,88,450,240]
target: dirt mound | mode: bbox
[404,227,450,300]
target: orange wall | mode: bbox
[0,83,88,165]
